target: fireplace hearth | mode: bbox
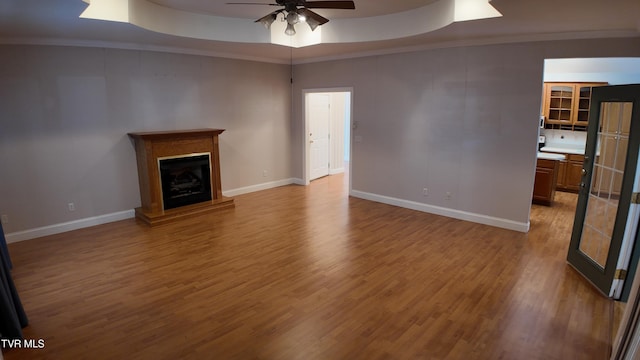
[128,129,234,226]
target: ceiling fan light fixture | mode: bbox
[240,0,355,38]
[286,11,299,25]
[285,22,296,36]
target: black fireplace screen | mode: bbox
[159,153,212,210]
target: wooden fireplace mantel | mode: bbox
[128,128,234,226]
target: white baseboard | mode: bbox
[329,168,344,175]
[350,190,530,233]
[223,178,301,197]
[6,179,304,244]
[4,185,529,244]
[5,209,135,243]
[291,178,305,185]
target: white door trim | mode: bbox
[612,153,640,298]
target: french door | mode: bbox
[567,84,640,298]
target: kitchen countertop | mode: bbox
[539,146,585,155]
[537,152,567,160]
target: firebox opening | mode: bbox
[158,153,212,210]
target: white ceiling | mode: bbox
[0,0,638,64]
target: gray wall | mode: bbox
[292,37,640,230]
[0,45,292,234]
[2,37,640,238]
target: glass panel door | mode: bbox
[567,85,640,297]
[581,103,631,267]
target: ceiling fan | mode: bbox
[227,0,356,36]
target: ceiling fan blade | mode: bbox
[303,1,355,10]
[226,2,279,5]
[298,8,329,25]
[255,11,274,23]
[254,9,284,26]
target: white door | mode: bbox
[309,93,330,181]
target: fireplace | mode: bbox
[159,153,212,210]
[128,129,234,226]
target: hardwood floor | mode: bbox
[4,175,613,359]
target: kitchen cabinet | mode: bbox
[565,155,585,191]
[542,82,607,130]
[555,154,585,192]
[533,159,559,205]
[557,160,567,188]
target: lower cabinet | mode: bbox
[533,159,559,206]
[557,154,585,192]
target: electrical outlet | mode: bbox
[423,188,429,196]
[445,192,452,200]
[262,170,268,177]
[1,215,8,225]
[68,203,75,212]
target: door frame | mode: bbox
[302,87,353,190]
[613,244,640,358]
[566,84,640,297]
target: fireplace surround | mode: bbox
[128,129,234,226]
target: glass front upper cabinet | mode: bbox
[543,82,608,131]
[547,84,574,124]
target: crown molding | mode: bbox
[0,37,292,64]
[1,30,638,66]
[292,30,640,65]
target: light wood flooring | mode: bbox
[4,174,613,359]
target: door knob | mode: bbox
[582,169,587,176]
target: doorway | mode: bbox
[303,89,352,188]
[539,58,640,295]
[536,59,640,350]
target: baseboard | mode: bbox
[6,179,305,243]
[5,210,135,243]
[291,178,305,185]
[350,190,530,233]
[8,182,526,243]
[222,178,301,197]
[329,168,344,175]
